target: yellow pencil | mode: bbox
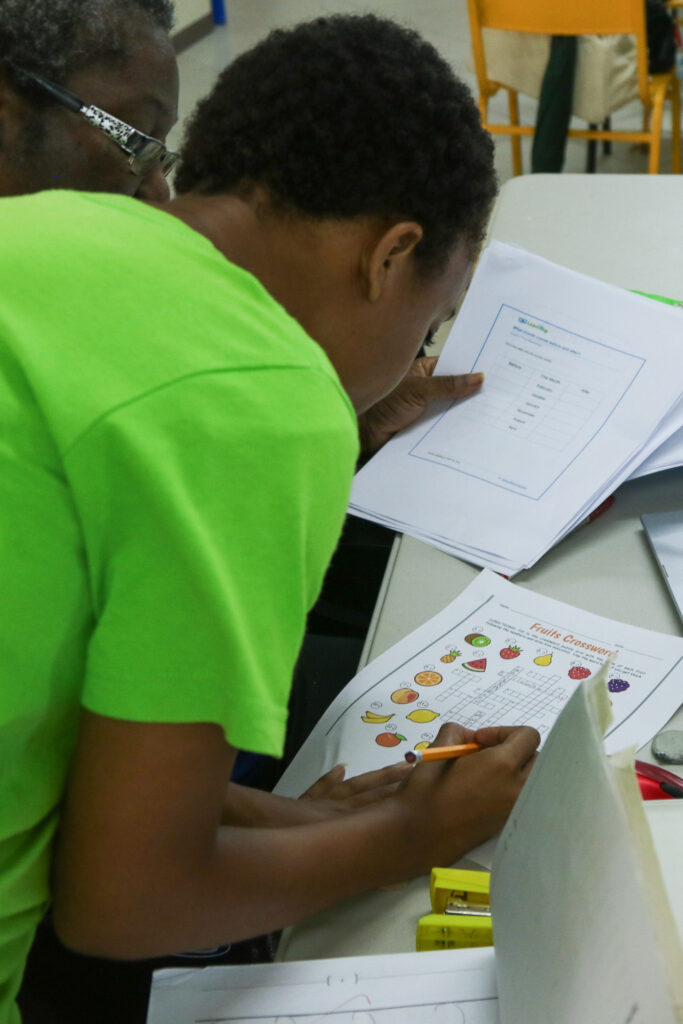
[404,742,481,764]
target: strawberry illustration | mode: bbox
[568,666,591,680]
[500,645,521,660]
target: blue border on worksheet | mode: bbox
[407,303,645,501]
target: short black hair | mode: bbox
[0,0,174,88]
[175,14,497,275]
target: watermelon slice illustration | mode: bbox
[463,657,487,672]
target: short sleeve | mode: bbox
[65,366,358,757]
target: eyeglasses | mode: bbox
[10,65,179,178]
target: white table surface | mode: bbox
[278,175,683,963]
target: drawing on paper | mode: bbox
[465,633,491,647]
[391,688,419,704]
[463,658,487,673]
[440,649,461,663]
[414,671,443,687]
[375,732,406,747]
[406,709,440,723]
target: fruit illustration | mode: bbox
[376,732,406,747]
[414,741,432,751]
[500,645,521,660]
[463,657,487,672]
[414,671,443,687]
[568,666,591,680]
[361,711,394,724]
[406,708,440,723]
[440,649,461,663]
[608,678,630,693]
[465,633,491,648]
[391,687,419,704]
[534,653,552,666]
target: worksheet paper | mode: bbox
[147,947,499,1023]
[276,571,683,798]
[492,671,683,1024]
[350,241,683,574]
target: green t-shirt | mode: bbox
[0,191,358,1022]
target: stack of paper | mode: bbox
[492,671,683,1023]
[351,241,683,575]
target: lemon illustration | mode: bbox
[406,709,440,723]
[534,653,553,666]
[361,711,394,724]
[414,741,432,751]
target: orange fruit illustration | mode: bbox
[391,687,419,704]
[414,670,443,687]
[376,732,406,747]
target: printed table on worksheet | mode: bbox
[410,304,643,500]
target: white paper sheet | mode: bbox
[147,947,499,1023]
[276,571,683,798]
[350,242,683,574]
[492,671,683,1024]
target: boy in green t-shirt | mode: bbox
[0,14,539,1021]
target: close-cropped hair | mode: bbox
[175,14,497,275]
[0,0,174,86]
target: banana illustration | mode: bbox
[361,711,394,724]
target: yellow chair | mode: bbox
[467,0,681,174]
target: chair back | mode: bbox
[467,0,651,106]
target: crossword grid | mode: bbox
[427,666,569,734]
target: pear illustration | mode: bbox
[534,652,553,667]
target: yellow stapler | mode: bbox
[416,867,493,951]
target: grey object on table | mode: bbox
[652,730,683,766]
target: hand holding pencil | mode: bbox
[393,721,540,873]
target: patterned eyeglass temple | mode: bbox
[9,65,179,177]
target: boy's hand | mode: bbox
[358,357,483,456]
[393,721,539,871]
[300,761,411,812]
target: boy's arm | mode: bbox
[52,711,537,961]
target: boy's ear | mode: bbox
[363,221,424,302]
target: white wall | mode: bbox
[174,0,212,33]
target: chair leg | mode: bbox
[671,78,682,173]
[507,89,523,176]
[586,125,597,173]
[602,117,611,155]
[648,92,665,173]
[640,106,651,153]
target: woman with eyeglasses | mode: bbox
[0,0,178,202]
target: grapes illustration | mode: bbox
[608,678,630,693]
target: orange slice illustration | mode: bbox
[414,670,443,687]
